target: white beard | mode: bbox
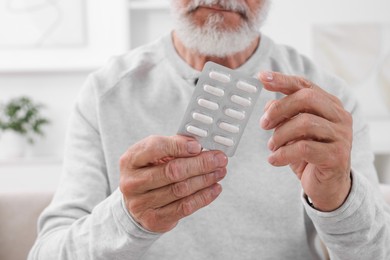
[171,0,270,57]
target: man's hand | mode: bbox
[259,72,353,212]
[119,135,228,233]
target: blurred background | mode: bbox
[1,0,390,192]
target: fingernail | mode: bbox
[214,153,228,167]
[214,169,227,180]
[260,113,270,128]
[187,141,201,154]
[211,184,222,197]
[268,154,276,165]
[268,138,275,151]
[261,71,274,82]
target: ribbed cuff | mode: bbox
[111,188,162,240]
[301,170,372,234]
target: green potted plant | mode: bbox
[0,96,50,159]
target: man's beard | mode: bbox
[171,0,270,58]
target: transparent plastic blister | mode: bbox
[178,61,263,157]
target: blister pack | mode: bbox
[177,61,263,156]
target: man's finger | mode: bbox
[268,113,337,152]
[259,71,317,94]
[120,135,201,169]
[260,88,349,130]
[129,151,227,192]
[154,184,222,229]
[259,71,342,105]
[159,151,227,185]
[142,168,226,209]
[268,140,349,170]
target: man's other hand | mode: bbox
[119,135,228,233]
[259,72,352,212]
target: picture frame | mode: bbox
[0,0,129,73]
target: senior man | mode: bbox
[29,0,390,259]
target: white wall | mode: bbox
[262,0,390,57]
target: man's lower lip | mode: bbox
[199,6,233,13]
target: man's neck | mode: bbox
[172,31,260,71]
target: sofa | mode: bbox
[1,185,390,260]
[0,191,53,260]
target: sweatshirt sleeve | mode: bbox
[303,170,390,259]
[302,81,390,260]
[28,75,161,259]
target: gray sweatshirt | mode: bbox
[29,33,390,260]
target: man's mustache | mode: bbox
[186,0,249,18]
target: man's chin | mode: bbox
[175,27,259,58]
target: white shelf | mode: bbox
[0,156,62,166]
[128,0,169,10]
[0,161,62,192]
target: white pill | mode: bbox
[214,135,234,147]
[236,81,258,93]
[204,84,225,97]
[231,95,251,107]
[192,112,213,125]
[224,108,245,120]
[186,125,208,137]
[209,71,231,83]
[219,122,240,133]
[198,98,219,110]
